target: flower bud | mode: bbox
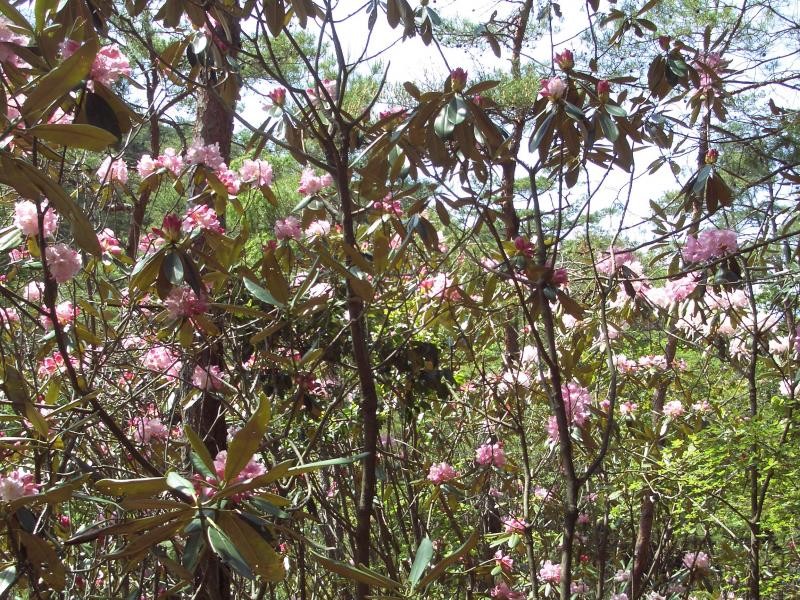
[267,86,286,107]
[555,49,574,71]
[705,148,719,164]
[157,213,182,242]
[450,68,468,93]
[658,35,671,51]
[597,79,611,101]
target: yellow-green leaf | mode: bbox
[29,124,118,150]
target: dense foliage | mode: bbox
[0,0,797,599]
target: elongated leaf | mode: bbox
[28,123,118,150]
[207,519,254,579]
[23,39,98,120]
[409,536,434,587]
[599,112,619,142]
[166,472,196,499]
[244,277,284,308]
[417,530,479,588]
[308,550,400,589]
[224,397,270,482]
[286,452,370,476]
[184,425,216,478]
[0,566,16,597]
[216,512,284,581]
[529,110,555,152]
[95,477,168,498]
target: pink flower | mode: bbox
[705,148,719,164]
[142,345,182,380]
[554,49,574,70]
[503,516,528,533]
[450,67,468,91]
[0,307,19,329]
[491,582,525,600]
[213,450,266,484]
[372,195,404,217]
[0,18,28,66]
[164,286,209,319]
[619,401,638,416]
[307,79,337,105]
[160,148,184,175]
[131,416,169,444]
[45,243,82,283]
[91,45,130,87]
[217,168,241,194]
[494,550,514,573]
[420,273,461,302]
[182,205,223,234]
[682,229,738,263]
[23,282,43,302]
[275,216,302,241]
[378,106,407,121]
[694,52,724,92]
[547,382,592,443]
[682,550,710,572]
[186,141,225,171]
[540,77,567,101]
[14,200,59,238]
[596,247,634,274]
[597,79,611,99]
[298,168,325,196]
[97,156,128,184]
[266,87,286,107]
[192,365,225,391]
[552,268,569,286]
[663,400,685,418]
[305,220,331,239]
[48,108,73,125]
[137,154,159,178]
[40,301,79,329]
[0,468,40,501]
[539,559,561,584]
[239,159,274,187]
[475,441,506,468]
[427,462,458,485]
[97,228,122,255]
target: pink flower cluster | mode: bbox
[694,52,724,91]
[596,248,634,275]
[547,382,592,443]
[0,468,40,501]
[186,141,226,170]
[491,583,525,600]
[138,148,184,178]
[192,365,225,391]
[45,243,82,283]
[539,559,561,584]
[475,441,506,468]
[40,301,79,330]
[540,77,567,101]
[663,400,685,418]
[682,550,710,571]
[14,200,59,238]
[307,79,337,105]
[298,168,334,196]
[305,220,331,239]
[646,274,698,308]
[97,229,122,256]
[420,273,461,302]
[142,345,182,380]
[96,156,128,185]
[682,229,738,263]
[372,195,403,217]
[182,205,223,234]
[131,416,170,444]
[0,307,20,328]
[503,516,528,533]
[275,216,302,241]
[427,462,458,485]
[213,450,266,484]
[238,159,274,187]
[165,286,208,320]
[494,550,514,573]
[62,41,130,88]
[0,18,28,66]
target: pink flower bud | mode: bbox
[267,86,286,107]
[157,213,182,242]
[658,35,671,51]
[597,79,611,101]
[450,68,468,92]
[705,148,719,164]
[555,49,574,71]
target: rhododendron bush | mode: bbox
[0,0,797,599]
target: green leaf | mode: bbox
[563,101,585,120]
[599,112,619,142]
[0,566,16,596]
[667,57,688,77]
[95,477,168,498]
[244,277,285,308]
[0,1,30,31]
[604,103,627,117]
[417,530,479,588]
[163,251,185,285]
[0,156,102,256]
[207,519,254,579]
[286,452,370,476]
[308,550,400,589]
[216,513,285,582]
[529,110,555,152]
[0,225,22,253]
[28,124,118,150]
[166,472,196,499]
[691,165,713,195]
[410,536,434,587]
[433,104,455,138]
[184,425,217,478]
[23,38,98,121]
[225,397,271,482]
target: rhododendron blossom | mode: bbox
[40,301,79,329]
[275,216,302,241]
[490,583,525,600]
[503,516,528,533]
[682,229,738,263]
[97,229,123,255]
[182,205,223,234]
[683,551,710,571]
[14,200,59,238]
[547,382,592,443]
[0,468,40,501]
[493,550,514,572]
[192,365,225,391]
[298,168,334,196]
[305,220,331,239]
[143,346,182,380]
[186,141,225,170]
[62,41,130,88]
[475,441,506,467]
[0,307,19,328]
[427,462,458,484]
[213,450,266,484]
[596,247,635,274]
[539,559,561,584]
[663,400,685,418]
[540,77,567,100]
[45,243,82,283]
[164,286,208,319]
[96,156,128,184]
[0,18,28,66]
[238,159,273,187]
[131,416,170,444]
